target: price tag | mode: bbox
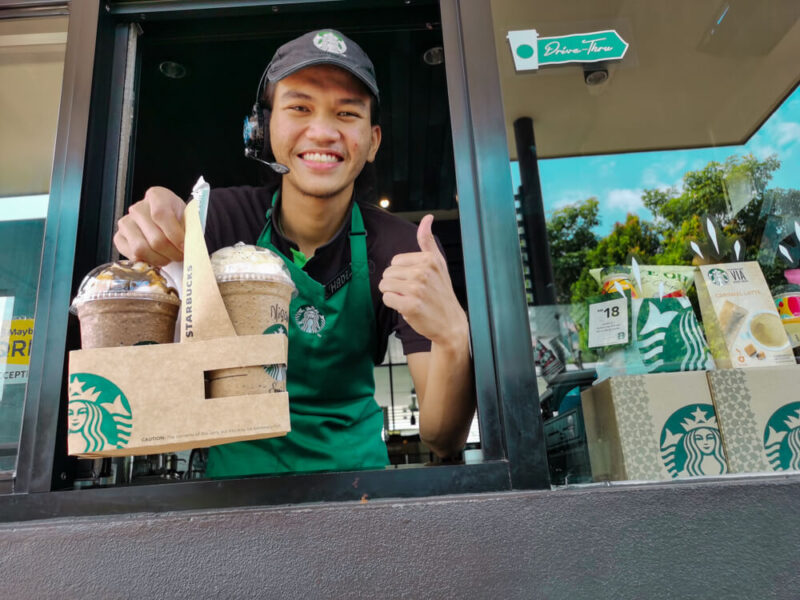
[588,296,628,348]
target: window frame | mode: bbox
[4,0,550,521]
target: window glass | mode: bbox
[493,0,800,485]
[0,16,67,477]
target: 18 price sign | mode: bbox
[588,296,628,348]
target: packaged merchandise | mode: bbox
[773,267,800,360]
[590,264,696,299]
[585,262,713,376]
[696,261,794,368]
[582,371,728,481]
[708,367,800,473]
[634,296,714,373]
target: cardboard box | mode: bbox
[67,197,291,458]
[582,372,729,481]
[707,366,800,473]
[696,262,794,369]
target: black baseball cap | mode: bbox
[266,29,379,101]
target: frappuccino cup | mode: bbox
[71,261,180,349]
[208,243,295,397]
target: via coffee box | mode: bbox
[696,261,794,369]
[582,372,729,481]
[707,366,800,473]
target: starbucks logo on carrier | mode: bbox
[763,401,800,471]
[68,373,132,453]
[314,30,347,54]
[660,404,727,478]
[295,305,326,335]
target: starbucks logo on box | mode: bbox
[764,402,800,471]
[68,374,132,453]
[660,404,728,477]
[708,268,730,286]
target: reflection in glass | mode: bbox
[498,0,800,485]
[0,16,67,476]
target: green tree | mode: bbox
[643,153,780,265]
[568,214,661,304]
[544,152,789,362]
[544,152,786,307]
[546,198,599,304]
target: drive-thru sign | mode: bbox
[507,29,629,71]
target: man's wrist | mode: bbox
[430,309,470,357]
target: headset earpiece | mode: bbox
[243,67,289,174]
[243,101,264,161]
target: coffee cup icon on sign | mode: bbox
[742,310,790,360]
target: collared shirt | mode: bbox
[204,181,432,362]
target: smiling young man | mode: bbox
[114,29,475,477]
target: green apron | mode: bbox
[206,198,389,477]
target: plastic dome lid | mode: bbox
[70,260,181,313]
[210,243,296,291]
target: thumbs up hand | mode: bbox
[379,215,468,345]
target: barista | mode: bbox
[113,29,475,477]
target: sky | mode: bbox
[511,86,800,236]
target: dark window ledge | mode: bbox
[0,461,511,523]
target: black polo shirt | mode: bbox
[205,182,432,363]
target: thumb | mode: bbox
[417,214,438,254]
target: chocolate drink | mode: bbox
[76,299,179,348]
[71,261,181,350]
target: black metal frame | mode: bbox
[0,0,67,19]
[3,0,549,522]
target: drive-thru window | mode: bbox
[2,2,799,598]
[1,0,799,539]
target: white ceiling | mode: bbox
[3,4,799,195]
[0,17,67,198]
[491,0,800,159]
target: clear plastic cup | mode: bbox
[208,243,296,397]
[71,261,180,349]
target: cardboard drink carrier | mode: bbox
[67,191,291,458]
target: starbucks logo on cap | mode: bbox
[660,404,727,478]
[764,402,800,471]
[68,374,132,453]
[314,30,347,54]
[295,305,326,335]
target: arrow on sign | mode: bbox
[508,29,629,72]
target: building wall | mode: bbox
[2,477,798,599]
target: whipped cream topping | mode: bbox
[210,242,295,288]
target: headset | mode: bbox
[242,67,290,174]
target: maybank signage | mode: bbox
[0,296,32,385]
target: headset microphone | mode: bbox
[243,70,290,174]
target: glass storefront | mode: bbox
[0,16,67,477]
[3,0,800,523]
[494,0,800,484]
